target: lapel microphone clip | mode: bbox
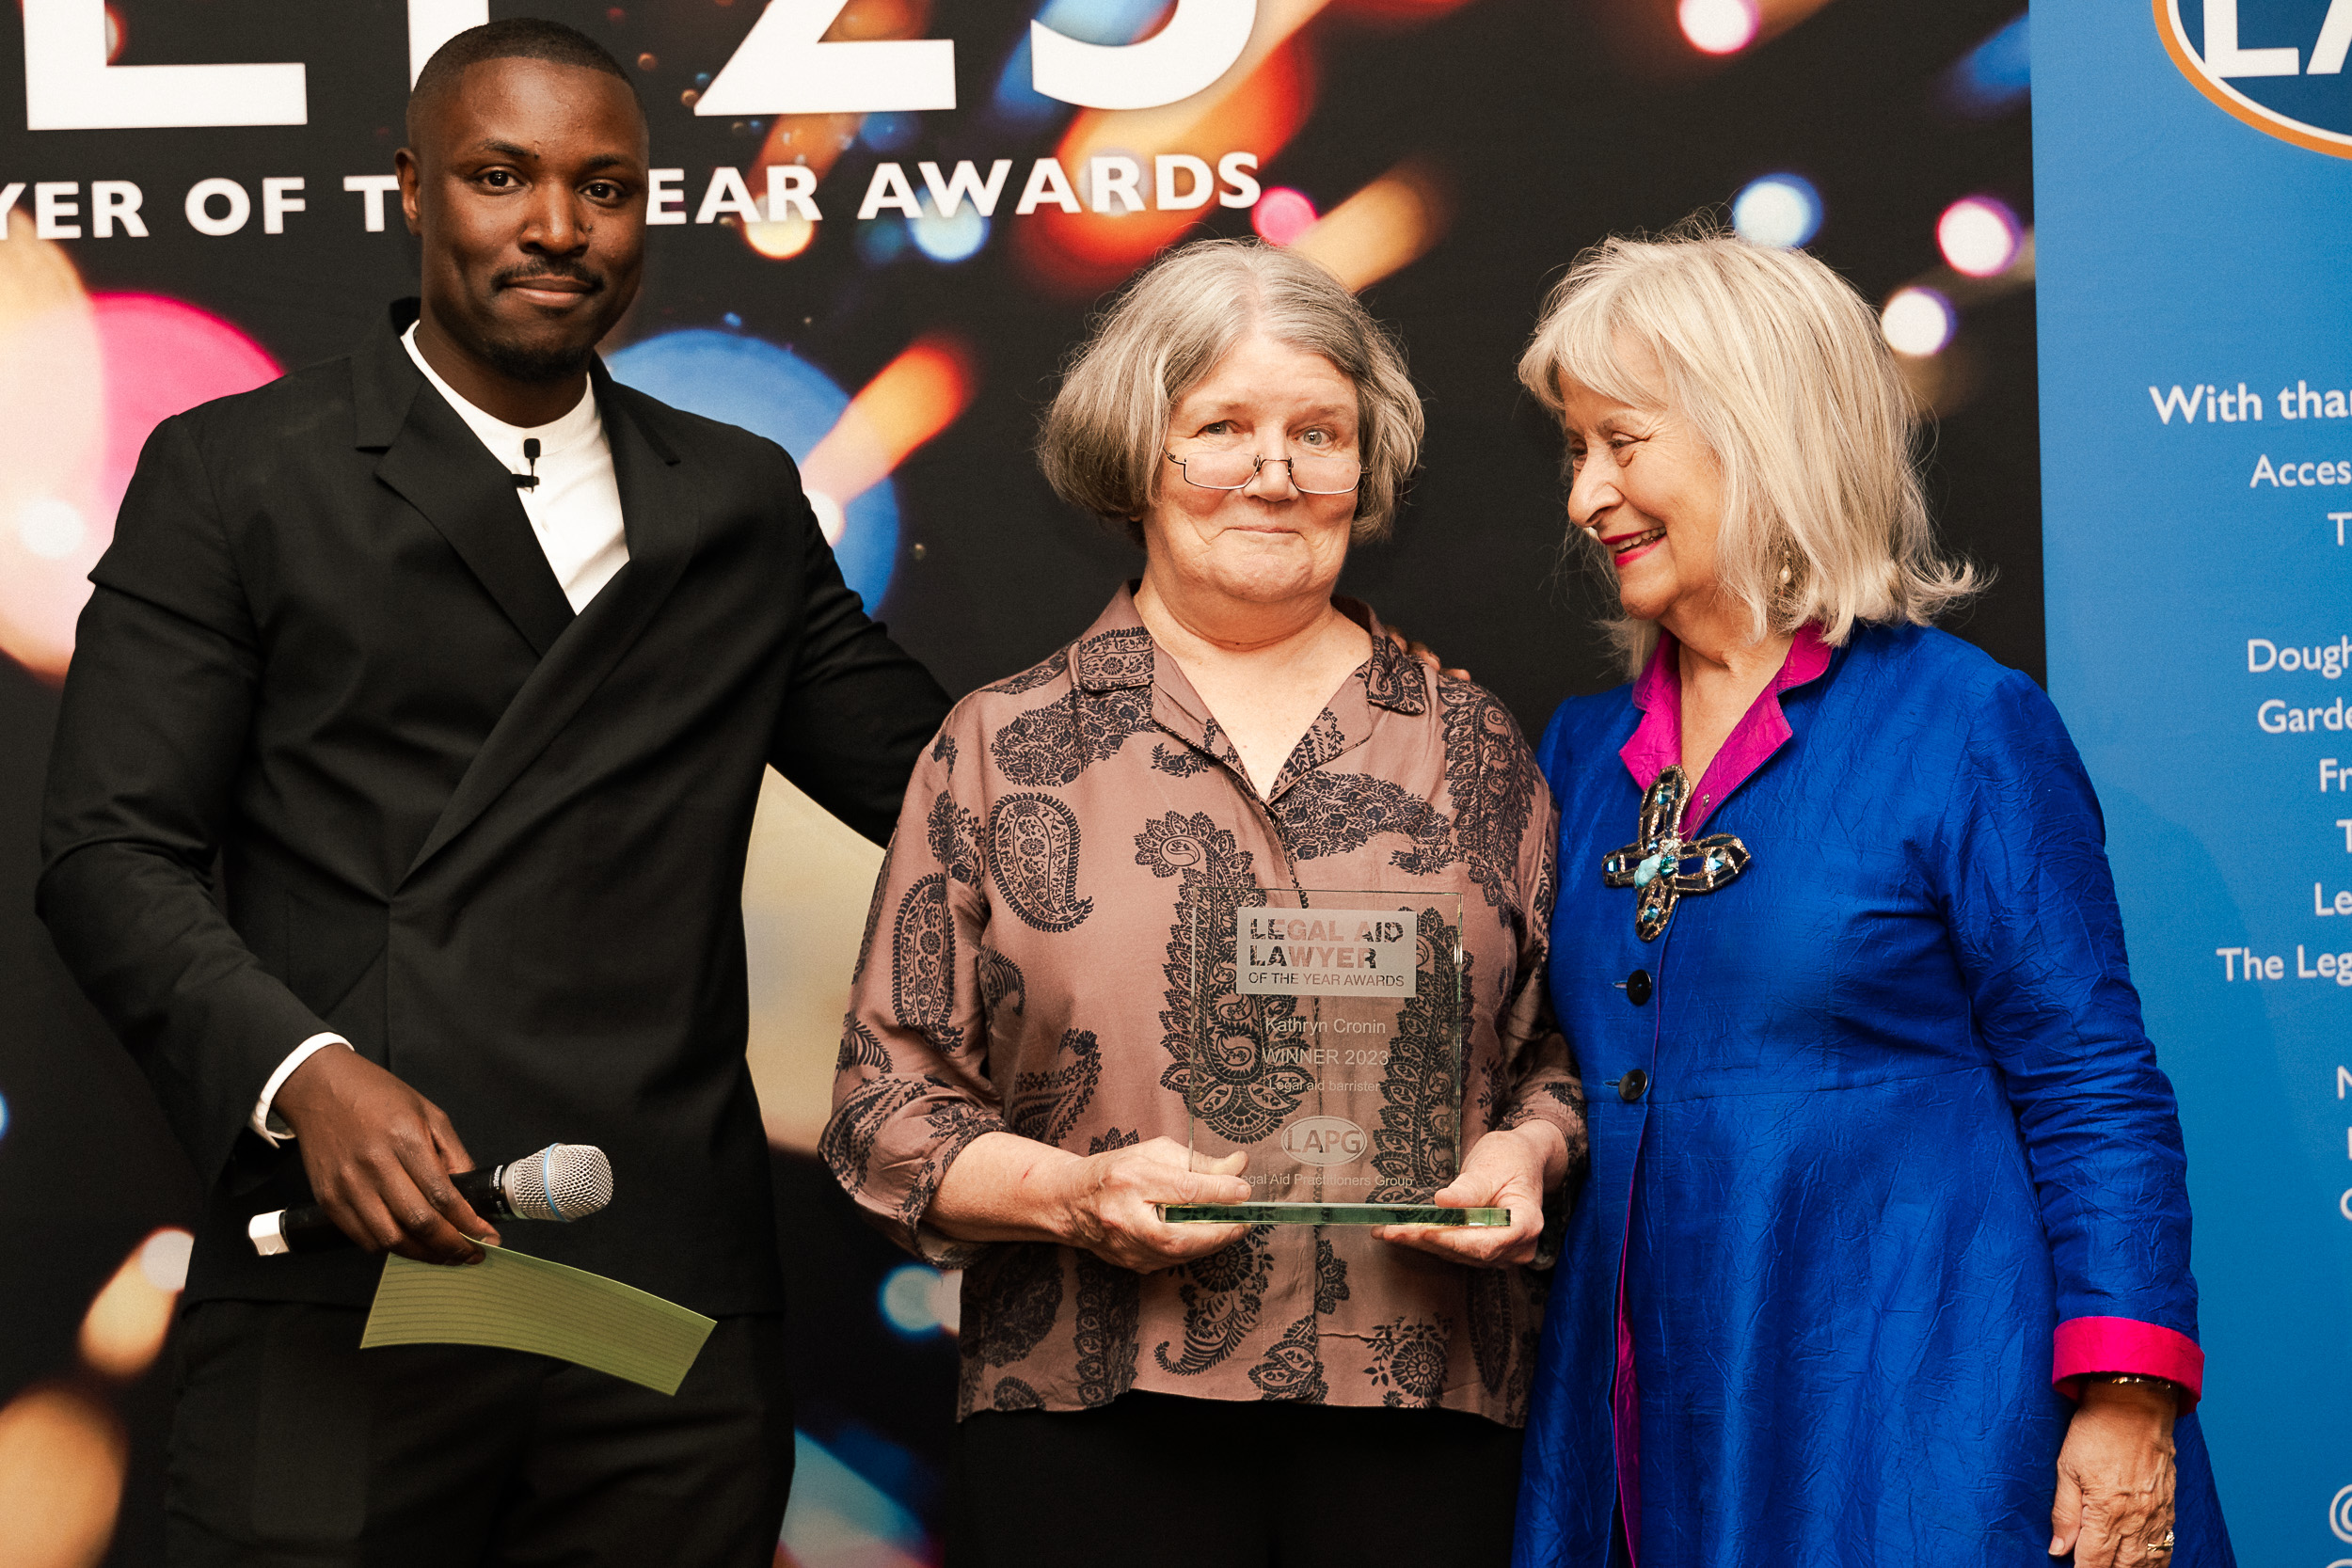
[513,436,541,491]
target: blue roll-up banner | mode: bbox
[2037,5,2352,1560]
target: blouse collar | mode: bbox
[1619,623,1834,834]
[1073,584,1424,712]
[1073,583,1429,800]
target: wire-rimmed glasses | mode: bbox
[1164,448,1363,496]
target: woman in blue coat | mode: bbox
[1510,229,2232,1568]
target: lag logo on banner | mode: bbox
[2157,0,2352,154]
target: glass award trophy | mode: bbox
[1157,888,1506,1227]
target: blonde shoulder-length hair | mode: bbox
[1518,222,1981,674]
[1039,237,1423,546]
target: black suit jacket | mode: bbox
[39,300,951,1313]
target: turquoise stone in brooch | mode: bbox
[1601,765,1752,942]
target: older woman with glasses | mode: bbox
[825,238,1586,1568]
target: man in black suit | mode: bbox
[38,19,950,1564]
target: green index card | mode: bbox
[359,1241,716,1396]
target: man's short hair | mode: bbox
[407,18,637,145]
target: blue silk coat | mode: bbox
[1514,625,2233,1567]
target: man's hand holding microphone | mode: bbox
[259,1050,615,1261]
[269,1048,501,1264]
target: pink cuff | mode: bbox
[2052,1317,2203,1411]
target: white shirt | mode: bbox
[248,329,633,1142]
[400,323,629,612]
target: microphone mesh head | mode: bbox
[502,1144,614,1222]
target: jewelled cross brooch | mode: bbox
[1601,765,1751,942]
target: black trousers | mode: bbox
[166,1300,794,1567]
[950,1391,1526,1568]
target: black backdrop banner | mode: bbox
[0,0,2035,1560]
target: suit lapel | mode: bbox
[358,307,576,657]
[400,371,700,886]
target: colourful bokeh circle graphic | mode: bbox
[607,330,899,610]
[1252,187,1319,246]
[1731,173,1822,248]
[93,295,280,505]
[0,228,280,679]
[1935,196,2022,278]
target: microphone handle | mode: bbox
[269,1164,511,1254]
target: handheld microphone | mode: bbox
[248,1143,612,1257]
[512,436,542,490]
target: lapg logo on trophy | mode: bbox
[1280,1116,1367,1166]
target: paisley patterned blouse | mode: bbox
[826,587,1585,1424]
